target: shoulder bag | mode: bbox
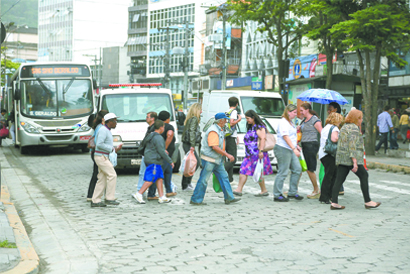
[87,136,96,149]
[258,128,276,152]
[324,126,337,157]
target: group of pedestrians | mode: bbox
[85,97,389,211]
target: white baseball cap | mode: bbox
[104,113,120,121]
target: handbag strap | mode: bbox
[327,126,335,141]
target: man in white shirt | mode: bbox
[224,97,242,183]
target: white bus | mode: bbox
[9,62,95,154]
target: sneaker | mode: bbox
[274,195,289,202]
[105,200,120,205]
[288,194,304,200]
[158,196,171,204]
[183,185,194,192]
[225,198,241,205]
[190,201,207,205]
[188,184,195,190]
[91,202,107,207]
[132,193,146,204]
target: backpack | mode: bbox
[224,108,235,137]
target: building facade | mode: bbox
[38,0,129,67]
[4,26,38,63]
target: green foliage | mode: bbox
[0,240,17,248]
[1,0,38,27]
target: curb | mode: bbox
[0,185,40,274]
[367,161,410,174]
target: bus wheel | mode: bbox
[172,153,181,173]
[20,145,29,155]
[81,145,89,153]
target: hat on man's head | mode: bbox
[158,110,170,121]
[215,112,229,120]
[104,113,119,121]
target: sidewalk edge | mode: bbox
[1,185,40,274]
[367,161,410,174]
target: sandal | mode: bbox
[233,191,243,196]
[254,192,269,197]
[307,191,320,199]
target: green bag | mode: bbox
[319,163,325,187]
[299,149,308,172]
[212,173,222,193]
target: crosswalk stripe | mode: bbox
[346,179,410,195]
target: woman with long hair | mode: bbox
[87,109,109,201]
[298,102,322,199]
[273,104,303,202]
[318,112,344,204]
[233,110,273,197]
[330,109,381,210]
[181,103,202,191]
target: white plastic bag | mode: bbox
[253,159,264,183]
[109,150,117,167]
[179,151,190,174]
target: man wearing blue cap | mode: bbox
[190,113,241,205]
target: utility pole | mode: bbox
[99,47,102,89]
[158,25,175,89]
[221,12,227,91]
[183,20,190,112]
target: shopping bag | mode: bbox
[252,159,264,183]
[319,163,325,187]
[183,150,197,177]
[299,149,307,172]
[407,129,410,140]
[109,150,117,167]
[179,151,189,174]
[212,174,222,193]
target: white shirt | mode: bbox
[319,124,340,159]
[276,117,297,150]
[228,109,238,137]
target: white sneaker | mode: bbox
[132,193,145,204]
[158,196,171,204]
[188,184,195,190]
[183,185,194,192]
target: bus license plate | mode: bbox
[131,159,142,165]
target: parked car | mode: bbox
[235,116,278,169]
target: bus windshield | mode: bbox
[102,93,174,122]
[241,96,284,117]
[20,79,93,118]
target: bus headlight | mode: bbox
[113,135,122,142]
[20,122,40,134]
[78,124,91,132]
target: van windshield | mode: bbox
[241,96,284,117]
[101,93,174,122]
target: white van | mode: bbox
[97,84,181,171]
[200,90,285,131]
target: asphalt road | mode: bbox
[2,144,410,274]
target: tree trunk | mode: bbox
[324,43,333,90]
[364,49,376,155]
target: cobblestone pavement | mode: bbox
[2,144,410,274]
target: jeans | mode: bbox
[191,159,235,204]
[273,145,302,197]
[10,123,15,143]
[320,154,337,202]
[390,128,399,149]
[224,136,237,182]
[147,161,173,196]
[137,157,156,196]
[375,132,388,153]
[181,142,199,190]
[87,152,99,199]
[331,164,371,204]
[400,125,408,141]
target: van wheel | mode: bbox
[20,145,29,155]
[173,153,181,173]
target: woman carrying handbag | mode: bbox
[233,110,273,197]
[318,113,344,204]
[181,103,202,191]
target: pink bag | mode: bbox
[183,150,197,177]
[0,125,9,138]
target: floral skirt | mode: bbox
[239,153,273,176]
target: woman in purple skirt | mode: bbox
[233,110,273,197]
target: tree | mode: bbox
[331,0,410,155]
[1,46,20,86]
[294,0,356,89]
[226,0,307,100]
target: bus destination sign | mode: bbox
[21,65,91,78]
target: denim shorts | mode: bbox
[301,141,319,172]
[144,164,164,182]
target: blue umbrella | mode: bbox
[297,88,349,105]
